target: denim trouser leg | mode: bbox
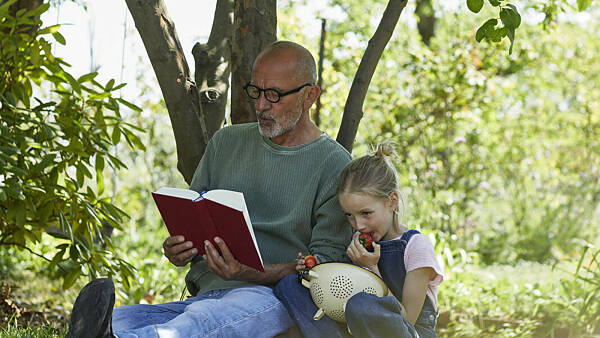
[112,285,294,338]
[273,274,349,338]
[345,292,419,338]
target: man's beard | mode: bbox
[256,97,303,138]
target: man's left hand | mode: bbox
[203,237,251,280]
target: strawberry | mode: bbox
[304,255,317,269]
[359,233,374,251]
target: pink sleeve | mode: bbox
[404,234,444,282]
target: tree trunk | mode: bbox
[125,0,209,184]
[231,0,277,124]
[336,0,408,153]
[415,0,436,46]
[193,0,234,138]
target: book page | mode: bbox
[154,187,199,200]
[203,190,263,266]
[203,190,245,211]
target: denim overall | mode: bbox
[273,230,438,338]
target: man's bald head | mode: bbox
[254,41,318,84]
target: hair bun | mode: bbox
[374,141,396,158]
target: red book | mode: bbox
[152,187,264,272]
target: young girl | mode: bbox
[274,142,444,338]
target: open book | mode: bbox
[152,187,264,272]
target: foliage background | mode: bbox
[1,0,599,337]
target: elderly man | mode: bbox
[67,41,352,338]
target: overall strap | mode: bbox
[400,229,421,243]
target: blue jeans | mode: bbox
[345,292,438,338]
[112,285,294,338]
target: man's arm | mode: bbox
[204,237,296,285]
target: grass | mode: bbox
[1,318,65,338]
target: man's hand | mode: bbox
[203,237,249,280]
[163,235,198,266]
[203,237,298,284]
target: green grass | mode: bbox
[1,317,65,338]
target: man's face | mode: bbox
[251,54,307,139]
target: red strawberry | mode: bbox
[359,233,374,251]
[304,255,317,269]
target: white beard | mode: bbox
[257,96,303,138]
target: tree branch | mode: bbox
[125,0,209,184]
[193,0,233,138]
[0,241,66,273]
[336,0,408,153]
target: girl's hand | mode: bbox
[295,252,318,272]
[347,231,380,271]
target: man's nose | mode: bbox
[255,92,271,111]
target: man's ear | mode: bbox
[303,85,321,110]
[387,191,399,211]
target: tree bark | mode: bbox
[336,0,408,153]
[231,0,276,124]
[125,0,209,184]
[314,18,326,127]
[193,0,233,138]
[415,0,436,46]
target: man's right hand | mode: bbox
[163,235,198,266]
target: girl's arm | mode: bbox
[401,267,436,325]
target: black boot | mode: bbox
[66,278,115,338]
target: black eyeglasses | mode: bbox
[244,82,313,103]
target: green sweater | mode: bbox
[185,123,353,296]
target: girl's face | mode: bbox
[338,191,400,241]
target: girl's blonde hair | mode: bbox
[337,141,404,221]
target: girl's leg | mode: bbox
[345,292,419,338]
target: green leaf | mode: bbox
[500,5,521,29]
[62,266,82,289]
[122,128,146,151]
[30,40,40,66]
[63,72,82,94]
[0,0,18,15]
[39,202,53,224]
[467,0,484,13]
[111,126,121,144]
[577,0,592,11]
[507,27,515,54]
[4,92,17,107]
[95,155,105,172]
[38,24,61,35]
[117,98,143,113]
[15,201,26,227]
[11,83,25,103]
[476,19,498,42]
[52,32,66,45]
[105,79,115,91]
[50,248,66,268]
[488,0,501,6]
[40,40,54,61]
[112,83,127,91]
[78,72,98,83]
[25,2,50,17]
